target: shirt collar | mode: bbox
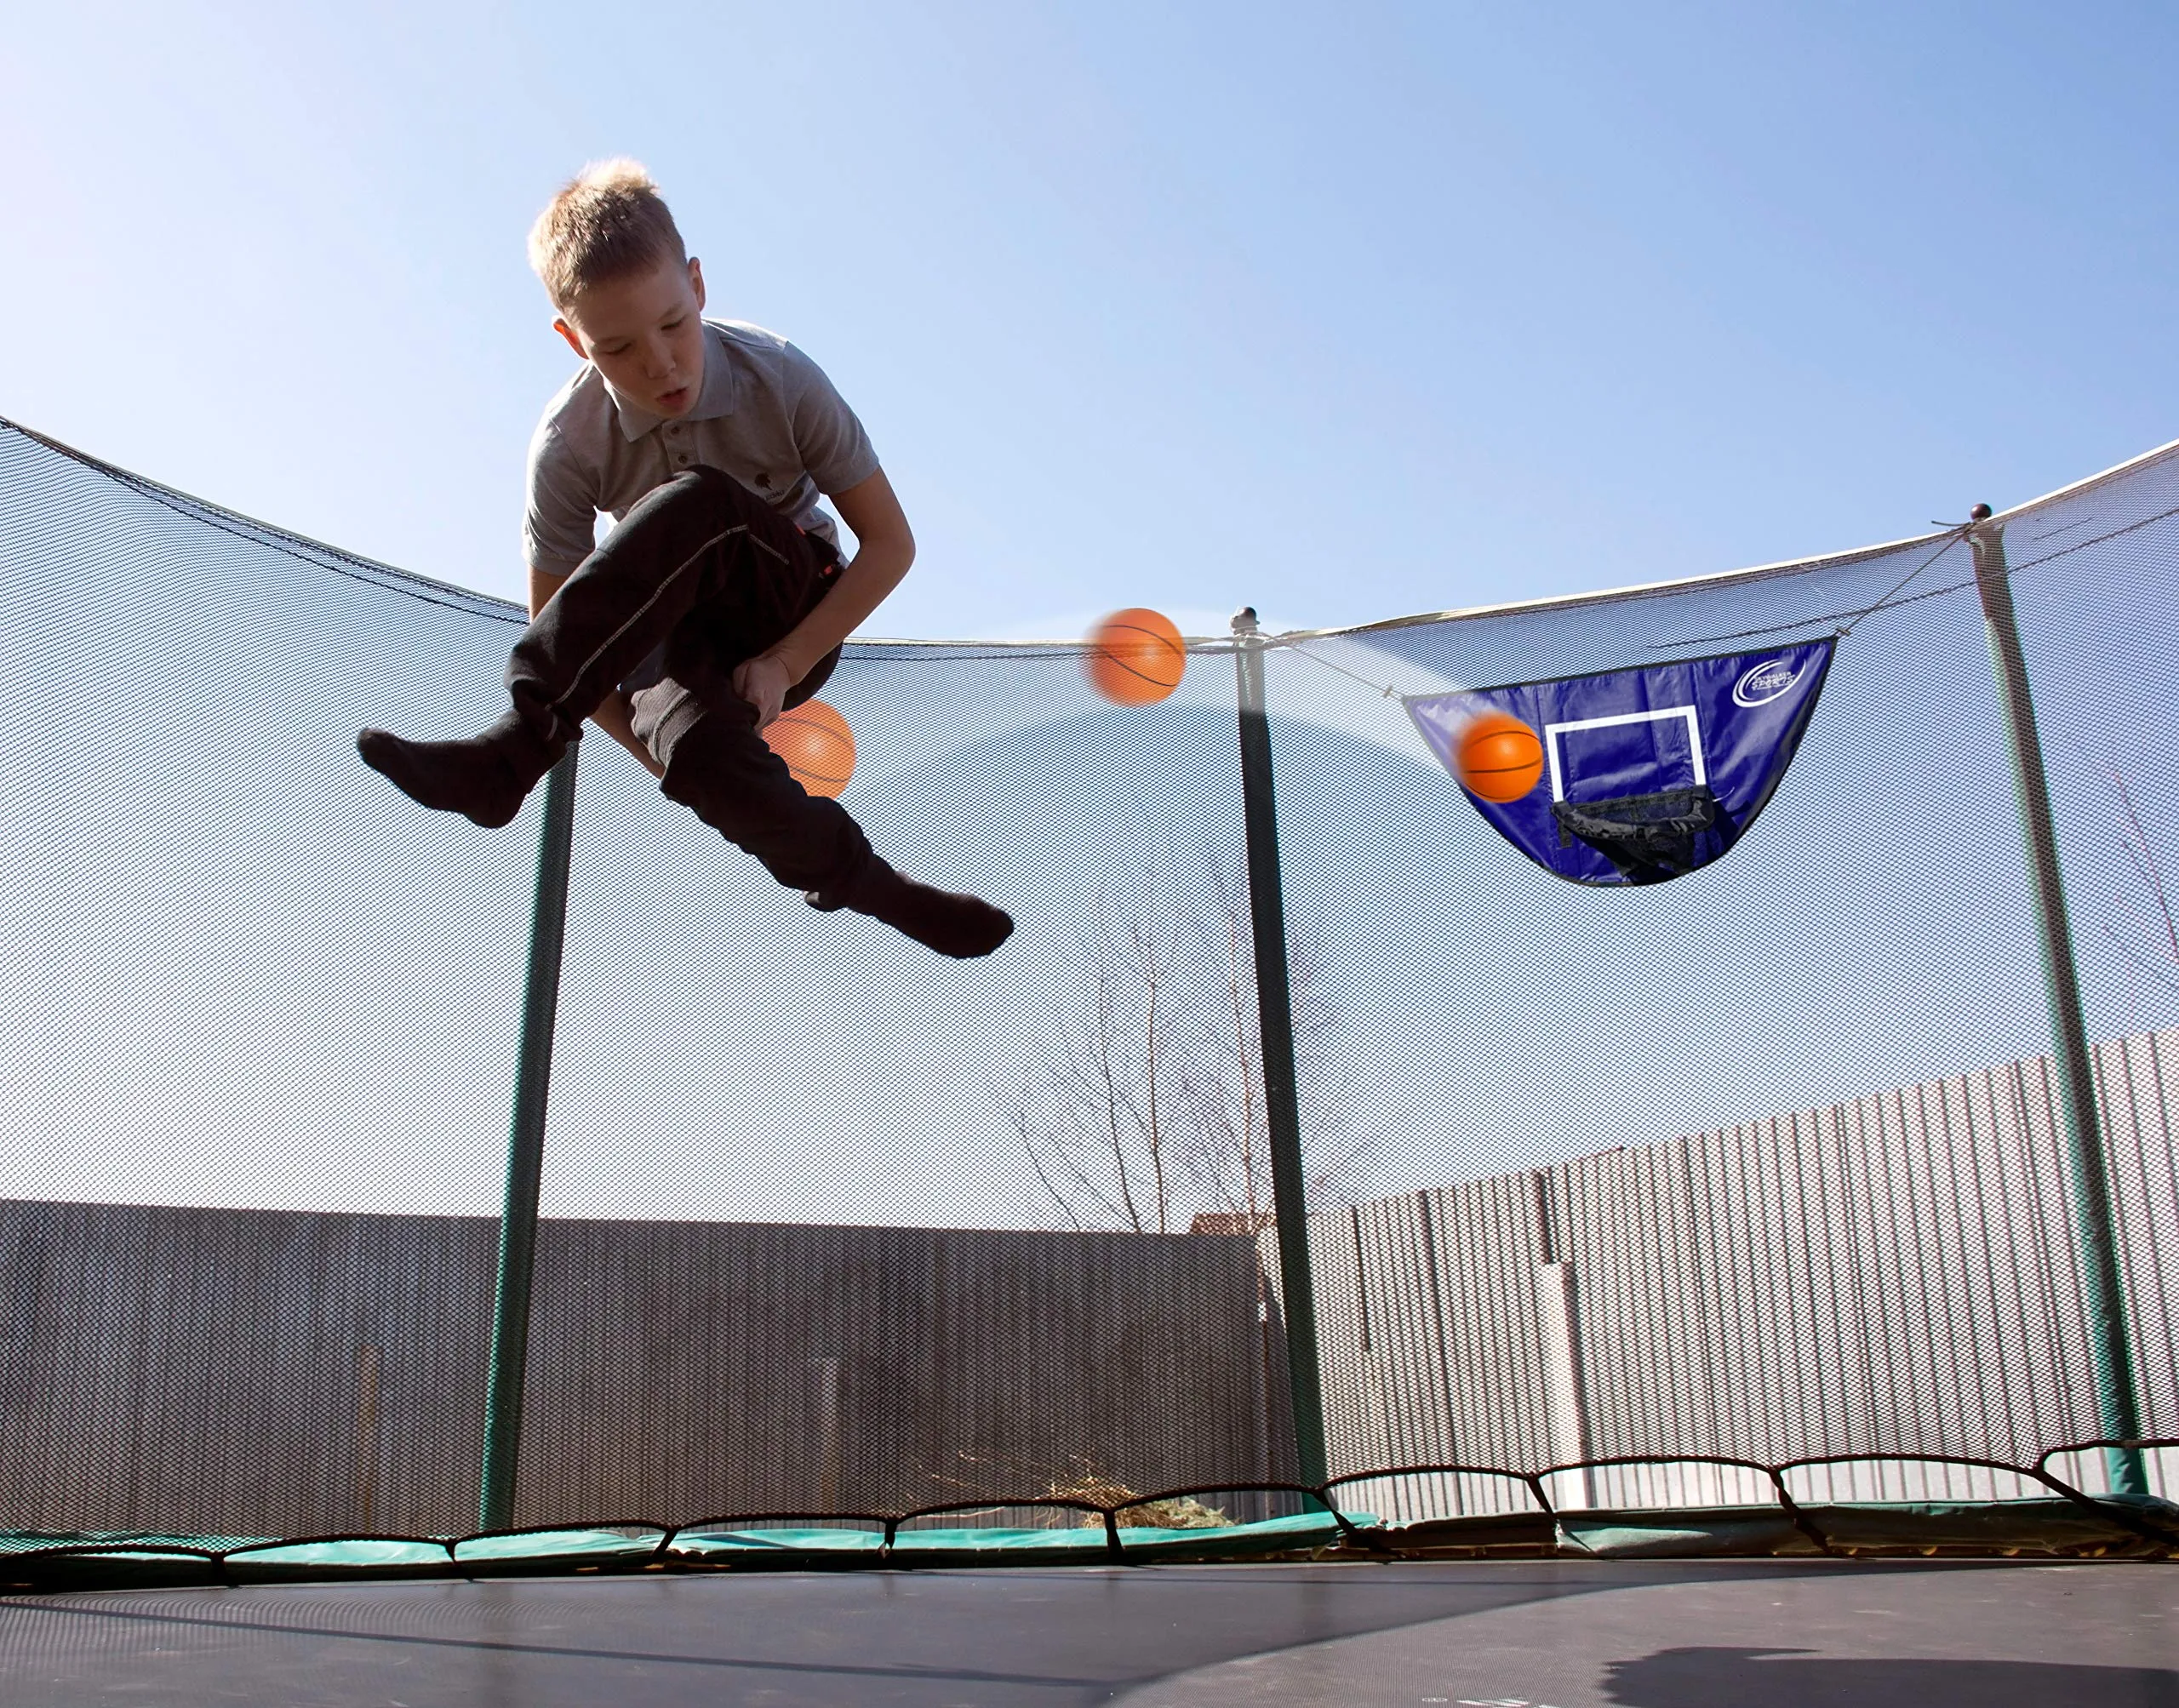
[606,321,739,443]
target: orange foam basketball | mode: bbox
[1456,711,1544,803]
[764,699,856,798]
[1085,608,1187,706]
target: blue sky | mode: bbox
[4,0,2175,644]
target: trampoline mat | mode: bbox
[3,1560,2175,1706]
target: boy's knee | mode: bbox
[672,461,764,515]
[623,462,758,530]
[645,463,807,560]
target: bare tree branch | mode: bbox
[2096,759,2179,1014]
[1011,848,1376,1232]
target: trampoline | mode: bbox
[2,416,2177,1701]
[4,1561,2176,1705]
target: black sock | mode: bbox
[815,863,1014,958]
[355,711,552,830]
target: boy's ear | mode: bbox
[689,257,706,311]
[552,317,587,361]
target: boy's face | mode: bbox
[554,256,708,419]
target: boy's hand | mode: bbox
[732,649,795,731]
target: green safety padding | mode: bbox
[1375,1510,1557,1554]
[672,1511,1366,1569]
[1380,1497,2179,1560]
[1,1531,245,1555]
[3,1516,1371,1590]
[1558,1505,1819,1559]
[454,1529,663,1564]
[672,1527,887,1568]
[23,1497,2158,1591]
[455,1530,669,1576]
[226,1539,455,1584]
[1798,1496,2179,1556]
[884,1528,1114,1568]
[1114,1511,1359,1561]
[231,1539,447,1566]
[0,1534,237,1595]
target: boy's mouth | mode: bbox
[656,385,692,413]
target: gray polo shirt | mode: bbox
[523,318,880,580]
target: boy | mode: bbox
[357,161,1011,959]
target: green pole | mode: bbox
[1231,608,1330,1488]
[480,744,580,1530]
[1967,508,2146,1497]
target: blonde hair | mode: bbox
[528,158,687,310]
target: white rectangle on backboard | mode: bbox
[1543,705,1705,802]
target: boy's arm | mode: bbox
[529,567,666,779]
[731,467,915,728]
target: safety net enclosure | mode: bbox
[1,414,2176,1591]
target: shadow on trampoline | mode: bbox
[1605,1646,2179,1706]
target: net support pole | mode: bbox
[1231,608,1330,1488]
[1967,509,2146,1497]
[480,744,580,1531]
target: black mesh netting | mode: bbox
[2,416,2174,1552]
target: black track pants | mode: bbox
[511,465,873,894]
